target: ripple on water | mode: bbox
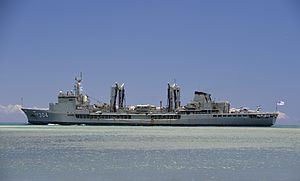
[0,126,300,181]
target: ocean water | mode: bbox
[0,125,299,181]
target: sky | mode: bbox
[0,0,299,124]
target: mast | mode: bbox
[74,72,83,96]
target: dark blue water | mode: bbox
[1,125,299,181]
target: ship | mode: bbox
[22,74,278,126]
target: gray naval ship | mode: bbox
[22,74,278,126]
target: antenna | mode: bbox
[75,72,83,82]
[21,97,24,107]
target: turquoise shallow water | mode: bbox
[0,125,300,181]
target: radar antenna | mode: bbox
[74,72,83,96]
[75,72,83,83]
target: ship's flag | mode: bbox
[277,101,285,106]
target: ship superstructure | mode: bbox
[22,75,278,126]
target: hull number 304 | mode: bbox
[35,112,48,118]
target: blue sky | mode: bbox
[0,0,299,124]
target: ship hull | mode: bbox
[22,108,277,127]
